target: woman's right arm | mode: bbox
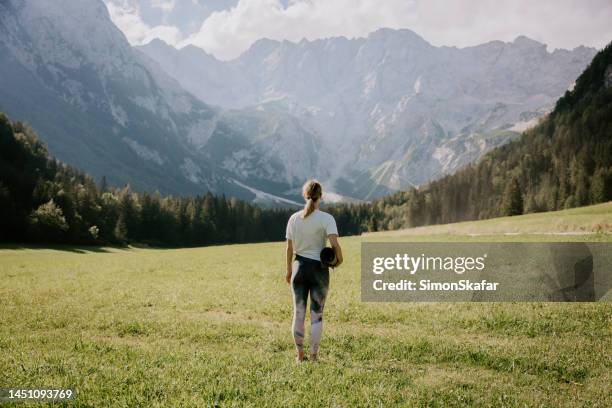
[328,234,343,267]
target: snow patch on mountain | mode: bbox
[413,76,422,94]
[180,158,203,184]
[110,101,128,126]
[122,138,164,165]
[232,179,302,207]
[509,117,540,132]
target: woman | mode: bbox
[285,180,343,362]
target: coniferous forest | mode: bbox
[0,115,294,246]
[1,43,610,246]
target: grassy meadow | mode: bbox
[1,204,611,407]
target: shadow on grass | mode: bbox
[0,242,195,253]
[0,243,125,253]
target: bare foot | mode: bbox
[310,353,318,362]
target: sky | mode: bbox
[103,0,612,60]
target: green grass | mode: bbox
[366,201,612,237]
[1,206,612,406]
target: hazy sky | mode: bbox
[104,0,612,60]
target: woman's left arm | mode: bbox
[285,239,293,284]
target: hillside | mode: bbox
[0,0,309,204]
[0,112,292,245]
[361,42,612,231]
[364,201,612,238]
[0,0,221,195]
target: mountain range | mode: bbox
[0,0,598,205]
[366,41,612,229]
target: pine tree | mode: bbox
[114,216,128,244]
[501,178,523,216]
[99,176,108,192]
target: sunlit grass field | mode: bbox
[1,206,611,406]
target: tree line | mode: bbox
[0,115,298,246]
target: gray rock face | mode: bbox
[0,0,269,202]
[139,29,596,200]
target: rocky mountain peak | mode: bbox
[513,35,546,48]
[139,28,597,200]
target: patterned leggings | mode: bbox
[291,255,330,355]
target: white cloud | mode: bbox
[106,0,612,59]
[180,0,416,60]
[151,0,176,12]
[104,0,183,45]
[408,0,612,52]
[178,0,612,60]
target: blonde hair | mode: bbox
[301,179,322,218]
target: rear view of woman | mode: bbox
[285,180,343,362]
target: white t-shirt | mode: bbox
[285,209,338,261]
